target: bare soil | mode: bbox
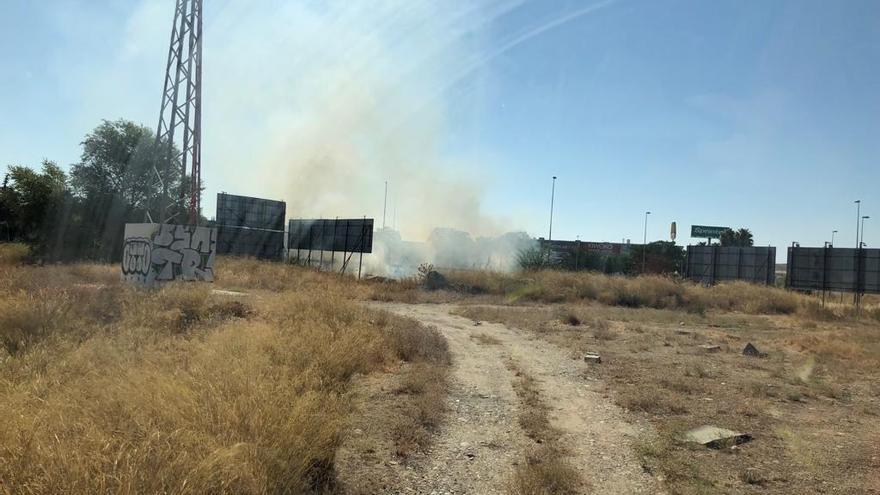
[337,303,662,494]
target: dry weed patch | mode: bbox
[0,255,450,494]
[505,361,584,494]
[462,301,880,494]
[373,268,858,323]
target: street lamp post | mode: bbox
[831,230,837,247]
[860,216,869,248]
[642,211,651,274]
[549,176,557,241]
[855,200,861,248]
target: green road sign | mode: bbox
[690,225,728,238]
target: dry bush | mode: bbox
[591,318,616,340]
[0,259,449,494]
[0,289,74,354]
[559,308,581,326]
[506,362,583,494]
[433,269,818,317]
[385,320,450,364]
[390,363,447,458]
[704,282,799,314]
[0,242,29,265]
[617,387,688,415]
[510,446,581,495]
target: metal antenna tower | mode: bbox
[156,0,203,224]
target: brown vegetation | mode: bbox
[506,361,583,495]
[0,250,449,494]
[369,268,878,320]
[457,302,880,494]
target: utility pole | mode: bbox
[383,181,388,229]
[642,211,651,274]
[156,0,203,224]
[861,216,869,248]
[855,200,861,248]
[549,176,557,240]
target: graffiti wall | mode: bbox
[122,223,216,286]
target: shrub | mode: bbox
[517,246,551,271]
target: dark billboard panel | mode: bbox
[786,247,880,294]
[685,246,776,285]
[216,226,285,261]
[216,193,286,231]
[288,219,374,253]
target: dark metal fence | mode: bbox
[685,246,775,285]
[216,193,286,231]
[216,227,285,260]
[215,193,286,260]
[786,247,880,294]
[288,219,373,253]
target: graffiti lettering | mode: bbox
[121,237,151,276]
[122,224,216,286]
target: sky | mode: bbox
[1,0,878,257]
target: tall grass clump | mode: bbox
[438,269,823,317]
[0,257,447,494]
[0,242,29,265]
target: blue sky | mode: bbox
[2,0,878,255]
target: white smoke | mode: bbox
[115,0,617,274]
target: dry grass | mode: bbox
[471,332,502,345]
[368,268,876,322]
[0,243,28,265]
[460,302,880,494]
[506,361,583,495]
[511,446,581,495]
[0,252,449,494]
[391,362,448,458]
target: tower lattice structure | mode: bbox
[156,0,203,224]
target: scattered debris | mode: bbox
[423,270,449,291]
[473,320,482,326]
[584,353,602,364]
[211,289,248,297]
[699,344,721,353]
[683,425,752,449]
[564,314,582,326]
[740,467,767,486]
[742,342,765,357]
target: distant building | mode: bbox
[538,238,636,263]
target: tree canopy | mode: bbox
[0,119,197,260]
[719,228,754,247]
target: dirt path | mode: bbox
[376,303,662,494]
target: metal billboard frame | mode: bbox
[214,193,286,260]
[216,193,286,231]
[216,226,285,261]
[785,247,880,298]
[288,218,374,278]
[684,245,776,286]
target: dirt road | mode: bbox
[374,303,662,494]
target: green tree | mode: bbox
[70,119,188,223]
[604,253,632,274]
[559,248,604,272]
[517,245,550,271]
[719,228,754,247]
[735,228,754,246]
[630,241,685,274]
[0,161,70,255]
